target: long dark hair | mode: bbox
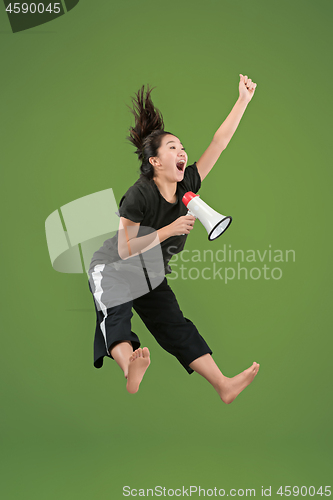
[126,84,174,181]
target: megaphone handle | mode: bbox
[182,210,197,235]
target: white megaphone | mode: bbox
[182,191,232,241]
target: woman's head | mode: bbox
[148,133,187,184]
[126,85,186,181]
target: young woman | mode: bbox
[88,74,259,403]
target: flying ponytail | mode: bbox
[126,84,174,181]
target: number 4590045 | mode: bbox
[277,486,331,496]
[5,3,61,14]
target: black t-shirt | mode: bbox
[89,162,201,274]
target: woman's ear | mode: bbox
[149,157,159,168]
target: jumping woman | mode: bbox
[88,74,259,404]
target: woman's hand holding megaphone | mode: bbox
[167,215,196,236]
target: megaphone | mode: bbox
[182,191,232,241]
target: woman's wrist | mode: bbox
[237,95,249,107]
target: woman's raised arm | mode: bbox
[196,74,257,182]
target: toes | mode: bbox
[131,349,139,361]
[142,347,150,358]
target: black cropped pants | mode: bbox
[88,265,212,374]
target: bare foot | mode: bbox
[126,347,150,394]
[219,362,260,404]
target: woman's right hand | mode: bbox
[167,215,196,237]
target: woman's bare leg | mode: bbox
[189,354,259,404]
[110,341,150,394]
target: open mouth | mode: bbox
[176,160,185,171]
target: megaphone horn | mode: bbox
[182,191,232,241]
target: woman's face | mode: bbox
[150,134,188,183]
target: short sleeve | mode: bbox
[182,162,201,194]
[118,184,147,223]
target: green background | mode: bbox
[1,0,332,498]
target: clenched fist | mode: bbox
[239,74,257,103]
